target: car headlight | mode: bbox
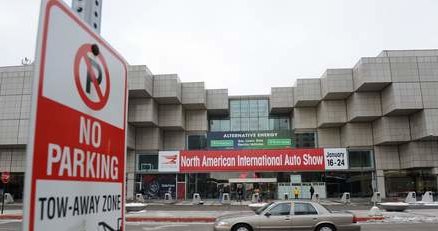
[216,221,230,226]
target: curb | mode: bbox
[356,216,385,222]
[0,215,22,220]
[126,217,216,223]
[0,215,384,223]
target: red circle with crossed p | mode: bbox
[74,44,110,110]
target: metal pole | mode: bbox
[71,0,103,34]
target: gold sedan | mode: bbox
[214,201,360,231]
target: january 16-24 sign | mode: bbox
[207,131,294,150]
[324,148,348,170]
[23,1,128,231]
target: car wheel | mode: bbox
[232,224,253,231]
[316,224,336,231]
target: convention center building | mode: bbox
[1,49,438,200]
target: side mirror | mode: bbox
[264,212,271,217]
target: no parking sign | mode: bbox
[23,1,128,231]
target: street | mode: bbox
[1,221,438,231]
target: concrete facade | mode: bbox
[270,87,294,113]
[294,79,321,107]
[320,69,353,100]
[2,49,438,199]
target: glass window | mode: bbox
[258,100,269,117]
[279,118,290,130]
[349,150,373,168]
[295,133,315,148]
[294,203,318,215]
[210,120,220,132]
[258,117,269,130]
[249,117,258,131]
[240,100,249,117]
[249,100,258,117]
[269,203,291,216]
[231,118,240,131]
[188,135,207,150]
[240,117,250,131]
[220,120,230,131]
[137,154,158,171]
[230,100,241,118]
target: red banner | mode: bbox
[180,149,325,172]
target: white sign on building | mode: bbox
[158,151,180,172]
[324,148,348,170]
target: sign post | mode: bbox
[23,1,128,230]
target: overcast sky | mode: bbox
[1,0,438,95]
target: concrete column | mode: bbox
[376,170,386,199]
[433,168,438,192]
[126,173,135,200]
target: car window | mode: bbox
[268,203,291,216]
[294,203,318,215]
[255,202,274,215]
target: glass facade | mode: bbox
[349,150,374,169]
[187,135,207,150]
[295,133,315,148]
[385,169,437,198]
[210,99,290,132]
[137,154,158,172]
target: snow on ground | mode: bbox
[366,209,438,224]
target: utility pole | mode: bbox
[71,0,103,34]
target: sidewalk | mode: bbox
[2,201,438,223]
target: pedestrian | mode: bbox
[293,187,300,199]
[218,186,224,203]
[237,184,243,202]
[310,186,315,200]
[254,187,260,202]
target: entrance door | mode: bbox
[177,182,186,200]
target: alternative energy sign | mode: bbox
[23,1,128,231]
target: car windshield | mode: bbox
[255,202,274,215]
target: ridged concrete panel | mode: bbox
[153,74,182,104]
[128,98,158,126]
[317,128,341,148]
[372,117,410,145]
[410,109,438,140]
[163,131,186,150]
[388,57,420,82]
[399,141,438,168]
[353,57,391,91]
[158,104,185,130]
[418,56,438,82]
[185,110,208,131]
[182,82,206,109]
[128,65,153,98]
[340,123,373,147]
[135,127,162,150]
[346,92,382,122]
[206,89,229,114]
[320,69,353,100]
[270,87,294,113]
[294,79,321,107]
[293,107,317,130]
[381,83,423,116]
[374,146,400,170]
[317,100,347,127]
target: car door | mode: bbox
[289,202,320,231]
[258,202,292,231]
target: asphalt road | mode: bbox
[2,221,438,231]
